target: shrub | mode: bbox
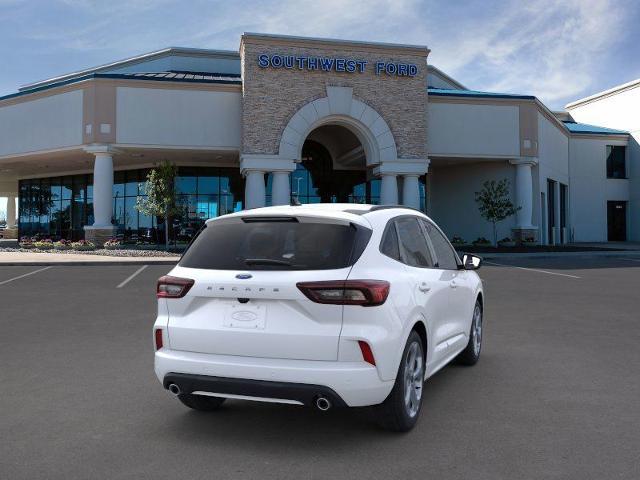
[472,237,491,246]
[103,238,123,250]
[450,236,466,245]
[71,240,96,251]
[33,239,54,250]
[54,239,73,250]
[19,236,34,249]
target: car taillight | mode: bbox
[358,340,376,365]
[296,280,390,306]
[154,328,163,350]
[157,276,194,298]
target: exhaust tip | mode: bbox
[168,383,181,396]
[315,396,331,411]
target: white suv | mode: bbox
[154,204,483,431]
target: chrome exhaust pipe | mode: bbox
[168,383,181,396]
[315,396,331,411]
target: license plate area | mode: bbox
[223,303,266,330]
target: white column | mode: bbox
[380,174,398,205]
[6,195,16,228]
[244,170,266,209]
[511,159,536,229]
[401,174,420,210]
[91,152,114,227]
[271,171,290,206]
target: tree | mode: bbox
[474,179,520,246]
[136,161,181,250]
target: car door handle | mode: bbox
[449,280,457,289]
[418,283,431,292]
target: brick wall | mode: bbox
[241,37,428,160]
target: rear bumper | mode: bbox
[155,349,394,407]
[163,373,347,408]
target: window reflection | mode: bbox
[18,167,244,244]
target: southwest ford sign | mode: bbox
[257,54,418,77]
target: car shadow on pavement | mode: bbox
[154,363,471,450]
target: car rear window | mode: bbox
[179,217,371,270]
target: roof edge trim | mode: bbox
[565,78,640,109]
[2,72,241,103]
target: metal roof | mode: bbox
[121,71,241,82]
[0,71,241,103]
[19,47,240,92]
[562,121,628,135]
[428,87,535,100]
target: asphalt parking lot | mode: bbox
[1,256,639,480]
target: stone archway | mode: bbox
[278,86,398,166]
[240,86,428,209]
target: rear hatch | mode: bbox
[164,213,371,361]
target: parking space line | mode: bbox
[116,265,148,288]
[0,266,53,286]
[484,261,581,278]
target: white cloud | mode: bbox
[426,0,630,107]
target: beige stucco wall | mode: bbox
[240,36,428,160]
[0,90,83,157]
[115,86,242,148]
[427,101,520,157]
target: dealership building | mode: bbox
[0,33,637,245]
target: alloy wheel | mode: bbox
[472,304,482,356]
[403,341,424,417]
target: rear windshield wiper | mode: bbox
[244,258,293,266]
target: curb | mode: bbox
[0,260,179,266]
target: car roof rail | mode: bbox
[367,205,423,213]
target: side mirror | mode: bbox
[461,253,482,270]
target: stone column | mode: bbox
[84,145,117,245]
[402,174,421,210]
[244,170,266,209]
[6,195,16,228]
[241,155,295,210]
[2,195,18,239]
[271,171,291,206]
[374,159,429,208]
[510,158,538,242]
[380,174,398,205]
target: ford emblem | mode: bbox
[236,273,252,280]
[231,311,258,322]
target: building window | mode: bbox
[18,167,244,244]
[266,163,384,206]
[606,145,626,179]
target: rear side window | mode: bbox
[395,217,434,268]
[180,218,371,270]
[421,220,459,270]
[380,222,401,261]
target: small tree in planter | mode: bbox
[474,179,520,246]
[136,161,181,251]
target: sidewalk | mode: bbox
[0,251,179,266]
[473,250,640,260]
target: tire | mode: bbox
[456,299,483,366]
[177,393,226,411]
[376,330,425,432]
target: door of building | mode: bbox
[607,201,627,241]
[547,179,556,244]
[560,184,568,243]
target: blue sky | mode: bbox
[1,0,639,108]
